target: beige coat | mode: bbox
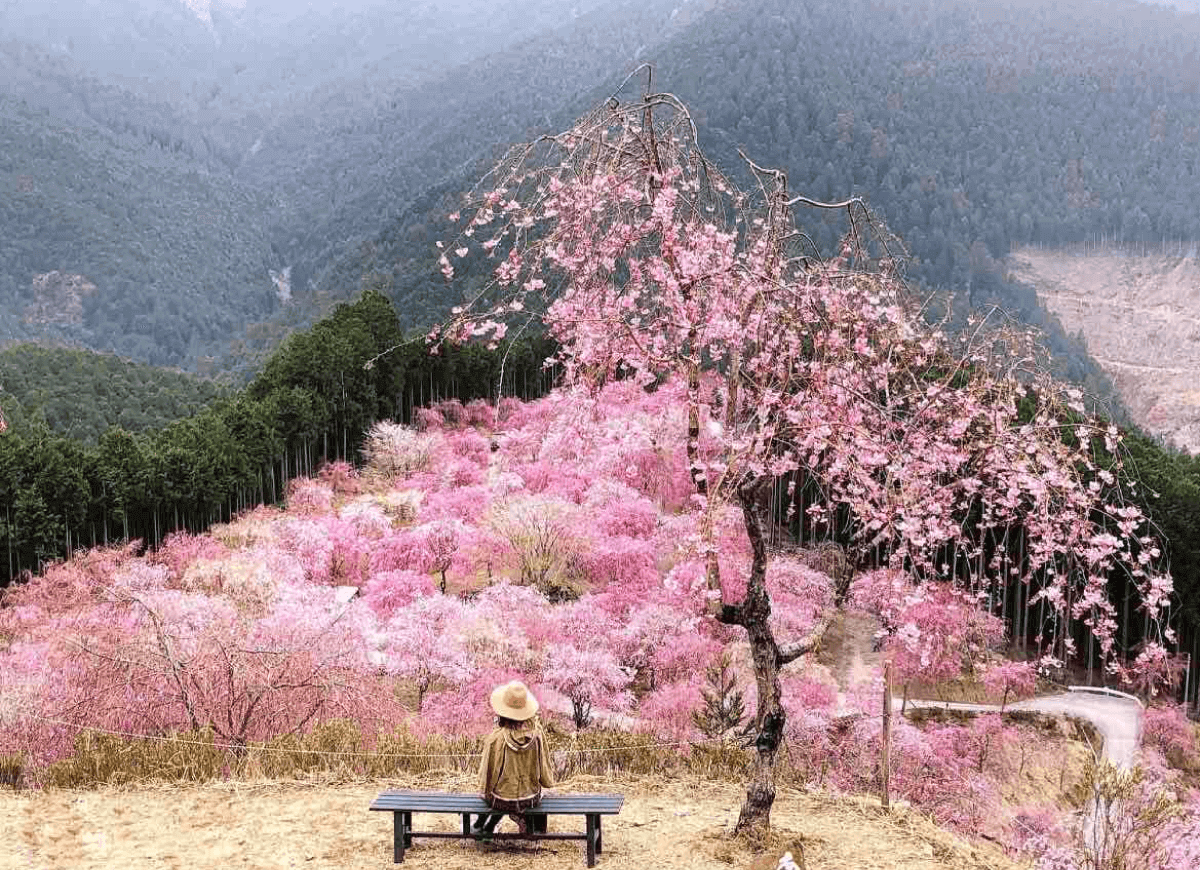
[478,723,556,802]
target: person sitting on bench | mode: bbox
[473,680,556,840]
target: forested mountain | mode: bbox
[0,344,226,442]
[3,0,1200,392]
[0,91,275,366]
[346,0,1200,405]
[0,0,693,369]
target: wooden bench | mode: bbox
[369,789,624,866]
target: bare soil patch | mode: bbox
[0,772,1019,870]
[1010,247,1200,452]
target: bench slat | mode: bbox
[372,796,623,807]
[379,790,622,802]
[388,830,590,842]
[371,800,623,813]
[371,791,623,813]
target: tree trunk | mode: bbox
[737,606,784,837]
[728,480,785,837]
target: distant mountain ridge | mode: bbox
[0,0,691,369]
[3,0,1200,394]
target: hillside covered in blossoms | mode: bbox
[2,378,1199,867]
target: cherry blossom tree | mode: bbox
[382,595,471,711]
[981,660,1038,712]
[544,643,632,729]
[0,553,398,777]
[362,421,439,480]
[426,69,1172,833]
[486,495,582,598]
[885,584,1005,703]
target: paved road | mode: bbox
[902,690,1143,768]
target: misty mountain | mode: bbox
[3,0,1200,387]
[338,0,1200,399]
[0,0,693,369]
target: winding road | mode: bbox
[902,688,1144,768]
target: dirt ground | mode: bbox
[0,771,1019,870]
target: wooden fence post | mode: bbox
[882,662,892,809]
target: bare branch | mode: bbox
[778,611,838,665]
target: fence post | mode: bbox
[882,662,892,809]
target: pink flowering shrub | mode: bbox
[1142,704,1199,767]
[849,568,916,630]
[179,546,301,614]
[286,477,334,514]
[468,582,552,647]
[780,669,839,716]
[414,407,444,432]
[339,499,392,537]
[149,533,226,584]
[650,630,722,686]
[885,584,1005,687]
[442,458,484,488]
[0,577,398,782]
[433,399,466,427]
[464,399,497,430]
[277,516,368,586]
[318,460,361,495]
[614,603,697,686]
[446,427,491,464]
[767,559,835,641]
[420,484,493,524]
[1007,805,1073,866]
[826,716,1001,835]
[1123,642,1187,700]
[370,526,438,575]
[361,570,435,619]
[418,668,536,737]
[544,644,632,728]
[639,675,706,740]
[0,545,140,628]
[547,598,620,649]
[981,659,1038,710]
[578,535,658,592]
[496,396,525,425]
[583,482,659,538]
[382,595,471,709]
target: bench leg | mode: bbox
[596,816,603,854]
[393,811,406,863]
[403,812,413,848]
[462,813,471,836]
[586,814,597,867]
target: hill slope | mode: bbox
[1011,248,1200,454]
[0,344,226,442]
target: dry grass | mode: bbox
[0,774,1023,870]
[17,722,751,791]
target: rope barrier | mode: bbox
[5,710,731,760]
[4,696,1062,766]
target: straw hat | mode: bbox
[490,680,539,721]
